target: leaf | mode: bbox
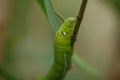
[37,0,59,31]
[37,0,46,13]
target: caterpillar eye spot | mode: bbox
[62,31,68,36]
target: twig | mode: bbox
[71,0,88,49]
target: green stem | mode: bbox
[72,54,100,76]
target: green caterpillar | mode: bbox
[37,17,76,80]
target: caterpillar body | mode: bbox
[37,17,76,80]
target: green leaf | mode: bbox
[37,0,46,13]
[38,0,59,31]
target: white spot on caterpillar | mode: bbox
[62,31,68,36]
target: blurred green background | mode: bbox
[0,0,119,80]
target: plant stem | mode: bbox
[71,0,88,49]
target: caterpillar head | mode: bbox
[55,17,76,44]
[64,17,76,28]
